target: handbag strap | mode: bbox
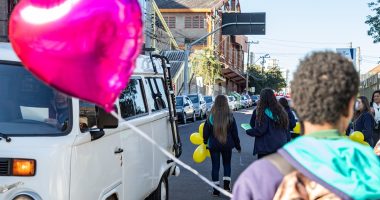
[264,153,295,176]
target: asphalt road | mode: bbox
[169,107,257,200]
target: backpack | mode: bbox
[265,153,341,200]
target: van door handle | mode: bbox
[114,148,124,154]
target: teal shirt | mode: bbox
[283,129,380,199]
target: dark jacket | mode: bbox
[285,107,296,141]
[246,109,288,155]
[353,112,375,146]
[203,115,241,151]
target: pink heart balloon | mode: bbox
[9,0,143,112]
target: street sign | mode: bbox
[196,77,203,87]
[336,48,356,65]
[222,13,266,35]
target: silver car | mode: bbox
[203,96,214,116]
[188,93,207,119]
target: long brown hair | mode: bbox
[256,88,288,129]
[354,96,372,120]
[210,95,232,144]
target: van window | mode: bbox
[0,63,72,136]
[79,101,97,132]
[145,78,168,112]
[119,78,147,119]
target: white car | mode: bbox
[228,96,237,111]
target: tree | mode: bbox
[247,65,286,94]
[190,48,222,93]
[366,0,380,43]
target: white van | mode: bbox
[0,42,182,200]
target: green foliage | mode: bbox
[190,48,222,87]
[366,0,380,43]
[247,65,287,94]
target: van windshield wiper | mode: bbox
[0,132,11,142]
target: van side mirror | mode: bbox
[96,106,118,129]
[184,103,190,107]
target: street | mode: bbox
[169,107,257,200]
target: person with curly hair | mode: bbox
[232,52,380,199]
[246,89,289,159]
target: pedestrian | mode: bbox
[279,97,296,141]
[232,52,380,199]
[246,88,289,159]
[370,90,380,146]
[351,96,375,146]
[203,95,241,196]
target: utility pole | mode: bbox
[245,40,259,94]
[356,46,361,76]
[260,54,270,74]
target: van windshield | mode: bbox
[0,63,72,136]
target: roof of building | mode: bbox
[368,64,380,74]
[161,50,185,77]
[156,0,224,10]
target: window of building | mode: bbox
[185,16,192,28]
[145,78,168,112]
[185,15,205,29]
[163,16,176,28]
[119,78,147,119]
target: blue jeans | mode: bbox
[210,149,232,182]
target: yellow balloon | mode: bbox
[190,133,203,145]
[360,141,370,146]
[206,149,211,157]
[199,122,205,137]
[349,131,364,142]
[293,122,301,134]
[193,144,207,163]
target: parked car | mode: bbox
[203,95,214,117]
[240,95,249,108]
[188,93,207,119]
[244,94,253,107]
[230,93,242,110]
[251,95,259,106]
[176,96,196,124]
[0,42,181,200]
[228,96,237,111]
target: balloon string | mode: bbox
[239,154,244,166]
[110,111,233,198]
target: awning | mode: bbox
[221,64,246,85]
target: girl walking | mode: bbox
[247,89,289,159]
[279,97,296,141]
[203,95,241,196]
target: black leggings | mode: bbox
[210,149,232,182]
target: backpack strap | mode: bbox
[264,153,295,176]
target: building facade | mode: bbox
[156,0,247,96]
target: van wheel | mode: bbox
[152,176,168,200]
[182,113,187,124]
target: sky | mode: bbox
[239,0,380,80]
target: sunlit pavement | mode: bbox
[169,107,257,200]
